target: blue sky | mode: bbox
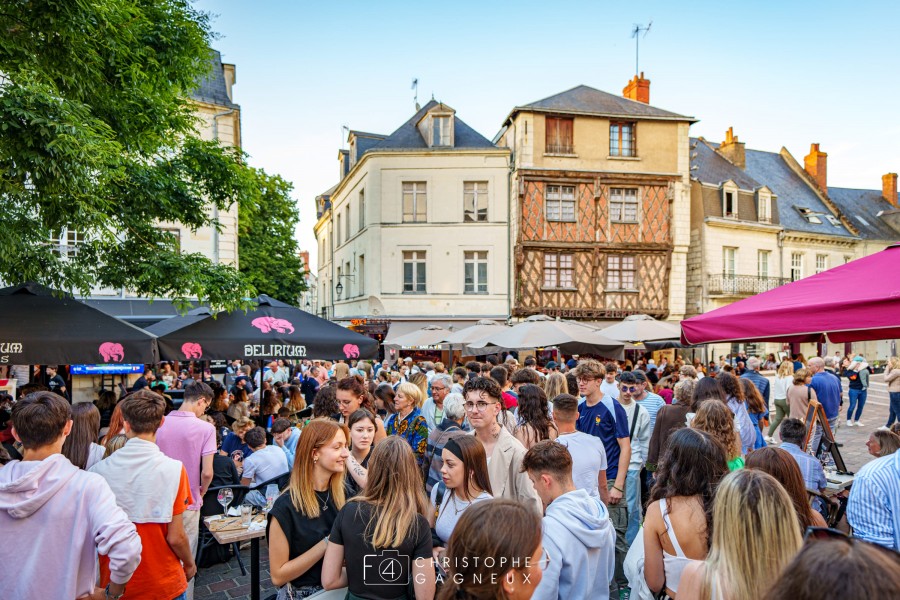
[194,0,900,266]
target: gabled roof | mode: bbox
[691,138,762,191]
[507,85,694,123]
[743,149,856,238]
[827,187,899,240]
[363,100,495,153]
[190,50,238,109]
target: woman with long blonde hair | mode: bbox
[768,359,795,440]
[268,419,349,596]
[679,469,803,600]
[543,372,568,407]
[323,436,435,599]
[691,400,744,471]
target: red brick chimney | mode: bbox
[623,72,650,104]
[804,144,828,193]
[883,173,898,207]
[299,250,310,272]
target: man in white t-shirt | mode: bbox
[599,363,620,400]
[552,394,608,505]
[240,427,289,503]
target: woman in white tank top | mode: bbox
[643,428,729,598]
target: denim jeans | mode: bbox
[172,594,187,600]
[888,392,900,427]
[847,388,868,421]
[625,469,642,547]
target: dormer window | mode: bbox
[825,215,842,227]
[432,115,451,147]
[722,183,738,218]
[757,189,772,223]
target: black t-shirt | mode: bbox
[267,490,338,588]
[48,375,66,396]
[344,449,372,499]
[329,500,432,600]
[211,453,241,488]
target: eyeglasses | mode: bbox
[431,386,447,392]
[536,547,551,571]
[621,385,639,393]
[575,377,596,383]
[803,526,848,542]
[464,401,498,412]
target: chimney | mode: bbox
[804,144,828,193]
[623,72,651,104]
[883,173,898,207]
[717,127,746,169]
[299,251,310,272]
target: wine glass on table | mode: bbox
[265,484,278,513]
[217,488,234,516]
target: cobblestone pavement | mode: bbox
[197,373,893,600]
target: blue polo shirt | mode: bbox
[577,397,629,480]
[810,371,842,419]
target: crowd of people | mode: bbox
[0,351,899,600]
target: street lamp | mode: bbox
[335,281,343,298]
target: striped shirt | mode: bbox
[636,391,665,433]
[847,451,900,551]
[780,443,827,492]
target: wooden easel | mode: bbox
[802,399,848,473]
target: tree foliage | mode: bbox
[0,0,260,310]
[238,169,306,304]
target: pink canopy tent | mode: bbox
[681,243,900,345]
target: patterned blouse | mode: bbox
[386,407,430,467]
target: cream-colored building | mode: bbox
[81,50,241,325]
[688,128,900,359]
[314,101,511,340]
[494,76,694,325]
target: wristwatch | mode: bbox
[105,584,125,600]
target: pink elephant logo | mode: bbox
[182,342,203,359]
[251,316,295,334]
[343,344,360,359]
[99,342,125,363]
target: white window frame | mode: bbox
[432,115,451,147]
[723,247,737,276]
[358,189,365,230]
[358,255,365,296]
[816,254,828,274]
[757,250,770,279]
[402,250,427,293]
[543,252,575,289]
[545,185,576,222]
[723,185,738,218]
[791,252,804,281]
[463,181,489,222]
[402,182,427,223]
[607,255,637,291]
[757,191,771,222]
[464,251,489,294]
[336,213,342,245]
[610,188,640,223]
[344,207,350,242]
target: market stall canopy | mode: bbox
[468,315,624,360]
[0,282,159,364]
[600,314,682,344]
[681,244,900,345]
[383,325,452,349]
[146,295,378,361]
[443,319,511,354]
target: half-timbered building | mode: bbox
[495,76,695,323]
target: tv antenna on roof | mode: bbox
[412,78,420,110]
[631,21,652,75]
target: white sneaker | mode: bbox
[847,420,854,427]
[855,420,864,427]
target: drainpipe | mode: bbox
[211,110,235,264]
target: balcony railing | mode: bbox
[707,274,788,296]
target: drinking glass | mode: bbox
[240,504,253,527]
[217,488,234,516]
[264,484,278,512]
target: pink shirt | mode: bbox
[156,411,216,510]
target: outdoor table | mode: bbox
[204,514,267,600]
[824,472,854,494]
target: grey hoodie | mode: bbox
[0,454,142,598]
[532,488,616,600]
